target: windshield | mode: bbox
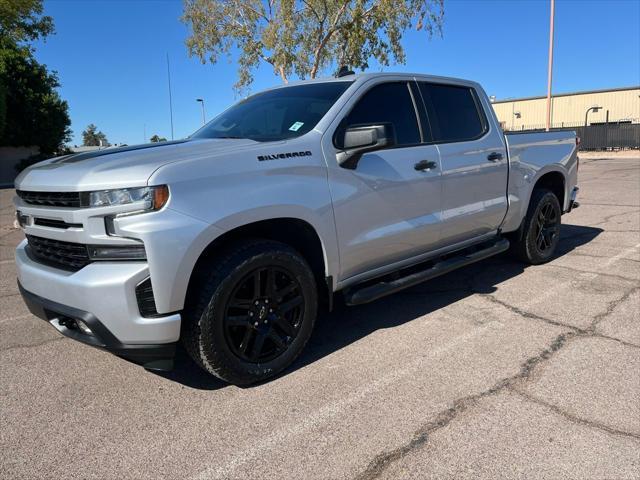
[191,82,352,142]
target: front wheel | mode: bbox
[182,240,318,385]
[511,188,562,265]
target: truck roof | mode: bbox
[264,71,480,91]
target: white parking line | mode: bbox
[191,321,503,480]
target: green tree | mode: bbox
[149,134,167,142]
[0,0,71,157]
[82,123,109,147]
[0,41,71,153]
[0,0,54,43]
[182,0,444,92]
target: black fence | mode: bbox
[504,122,640,151]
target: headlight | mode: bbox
[83,185,169,211]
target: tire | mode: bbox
[511,188,562,265]
[182,239,318,385]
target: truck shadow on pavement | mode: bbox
[156,223,602,390]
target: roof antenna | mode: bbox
[336,66,355,78]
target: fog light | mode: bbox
[76,320,93,335]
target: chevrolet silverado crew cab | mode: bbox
[14,72,579,385]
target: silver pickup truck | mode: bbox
[14,72,579,385]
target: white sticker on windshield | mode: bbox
[289,121,304,132]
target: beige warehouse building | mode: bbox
[491,86,640,131]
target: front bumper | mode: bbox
[18,283,176,370]
[15,240,181,369]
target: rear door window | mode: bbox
[418,83,487,143]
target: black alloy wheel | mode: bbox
[182,239,317,385]
[224,267,304,363]
[533,201,560,254]
[511,188,562,265]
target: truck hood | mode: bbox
[14,138,261,191]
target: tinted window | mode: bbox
[338,82,421,147]
[192,82,351,142]
[419,83,486,142]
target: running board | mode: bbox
[344,238,510,306]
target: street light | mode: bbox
[196,98,206,125]
[584,105,602,127]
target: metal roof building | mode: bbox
[491,86,640,131]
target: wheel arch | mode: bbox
[184,217,332,313]
[508,168,567,242]
[533,170,566,209]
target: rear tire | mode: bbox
[182,240,317,385]
[511,188,562,265]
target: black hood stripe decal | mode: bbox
[52,139,190,164]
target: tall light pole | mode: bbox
[545,0,555,132]
[196,98,206,125]
[166,53,174,140]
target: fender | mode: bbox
[167,206,337,313]
[501,131,577,233]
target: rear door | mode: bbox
[326,80,442,282]
[417,82,508,245]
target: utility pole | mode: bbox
[545,0,555,132]
[166,53,174,140]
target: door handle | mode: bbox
[487,152,504,162]
[414,160,437,171]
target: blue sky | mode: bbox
[33,0,640,146]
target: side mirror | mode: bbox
[336,123,395,169]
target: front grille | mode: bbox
[135,278,161,317]
[25,235,90,271]
[17,190,83,208]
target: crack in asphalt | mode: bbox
[591,284,640,329]
[483,292,640,350]
[591,333,640,350]
[480,294,583,332]
[354,282,640,480]
[0,336,65,353]
[568,251,640,263]
[353,332,574,480]
[594,209,640,226]
[544,263,638,283]
[509,387,640,440]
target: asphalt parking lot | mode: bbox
[1,155,639,480]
